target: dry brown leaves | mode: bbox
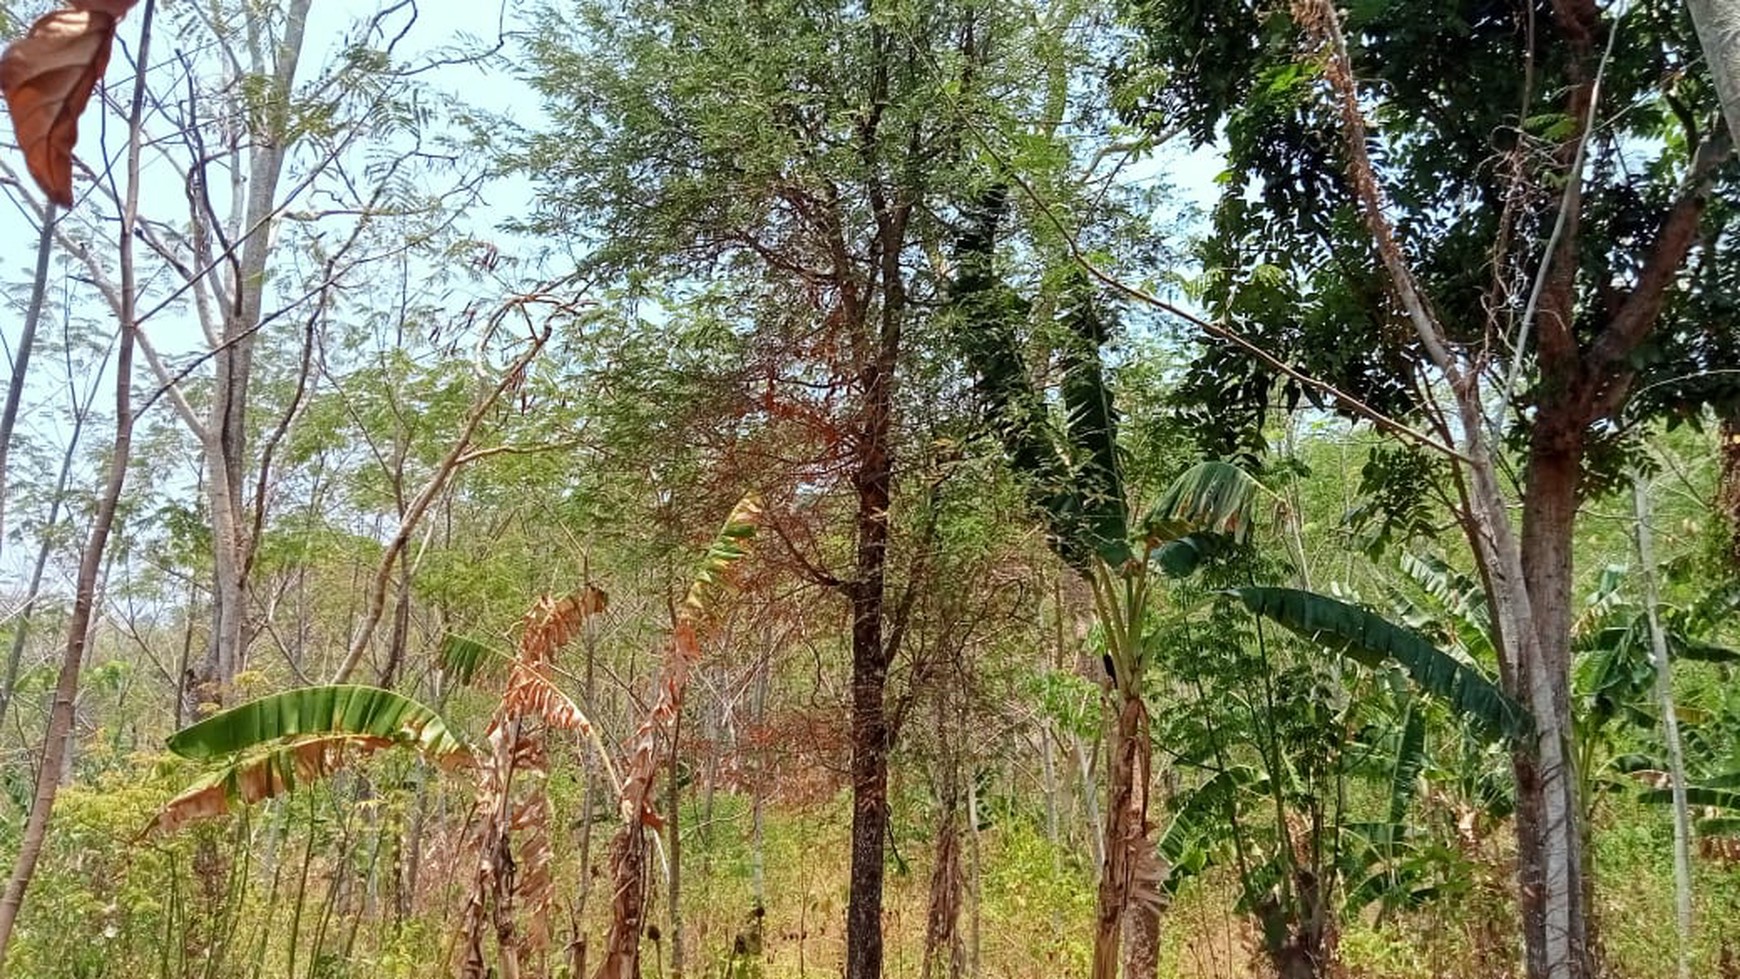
[145,734,394,837]
[0,1,139,206]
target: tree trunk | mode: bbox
[1687,0,1740,140]
[1634,470,1694,979]
[845,571,893,979]
[197,0,314,704]
[1719,412,1740,569]
[1514,432,1592,979]
[1094,693,1155,979]
[667,716,686,979]
[922,699,965,979]
[844,95,907,974]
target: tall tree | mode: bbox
[515,3,1082,974]
[1122,2,1737,976]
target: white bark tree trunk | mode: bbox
[1687,0,1740,139]
[1633,471,1694,979]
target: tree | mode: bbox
[1120,2,1737,976]
[514,4,1091,975]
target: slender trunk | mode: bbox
[1094,693,1154,979]
[921,698,964,979]
[964,769,982,979]
[1634,470,1694,979]
[845,589,891,979]
[380,544,413,687]
[1686,0,1740,140]
[0,7,154,962]
[0,208,57,555]
[0,360,95,732]
[198,0,314,702]
[667,714,685,979]
[844,259,901,979]
[1074,735,1105,873]
[1515,432,1591,979]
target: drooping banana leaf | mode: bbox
[1397,552,1494,659]
[166,684,469,763]
[1139,460,1260,548]
[438,634,501,685]
[1055,271,1130,567]
[149,685,470,836]
[1234,587,1531,742]
[945,186,1090,571]
[1389,699,1427,824]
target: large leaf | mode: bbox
[1055,272,1130,567]
[438,634,501,685]
[946,187,1089,571]
[148,735,400,836]
[1397,552,1494,659]
[0,5,133,206]
[1140,460,1260,548]
[1235,587,1531,742]
[1389,699,1427,824]
[166,684,468,763]
[149,685,469,836]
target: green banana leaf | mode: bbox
[1234,587,1531,742]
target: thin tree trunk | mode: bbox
[921,698,964,979]
[0,337,101,732]
[1633,470,1694,979]
[0,207,57,556]
[196,0,315,704]
[1075,735,1105,873]
[964,768,982,979]
[667,712,686,979]
[1719,413,1740,569]
[0,5,154,962]
[1094,693,1155,979]
[1687,0,1740,139]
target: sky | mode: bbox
[0,0,1227,588]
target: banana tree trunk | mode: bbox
[1094,693,1155,979]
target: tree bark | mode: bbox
[1514,429,1591,979]
[1686,0,1740,140]
[0,6,154,962]
[1634,470,1694,979]
[197,0,313,704]
[1094,694,1155,979]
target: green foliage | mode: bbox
[1234,586,1531,741]
[165,685,467,764]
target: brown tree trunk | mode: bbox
[843,30,909,967]
[1719,412,1740,569]
[1094,694,1156,979]
[922,700,965,979]
[1513,420,1593,979]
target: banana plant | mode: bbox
[144,684,472,836]
[947,185,1264,979]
